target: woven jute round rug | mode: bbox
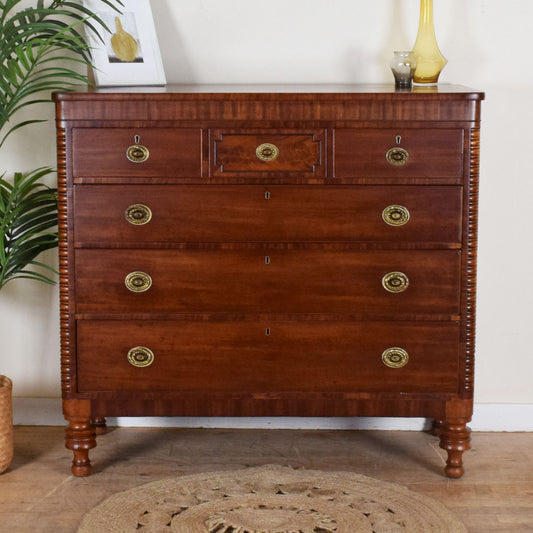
[78,464,466,533]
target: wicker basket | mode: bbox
[0,375,13,474]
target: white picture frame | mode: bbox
[83,0,166,87]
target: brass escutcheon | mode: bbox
[127,346,154,368]
[382,271,409,293]
[256,143,279,162]
[386,147,409,166]
[126,144,150,163]
[125,204,152,225]
[125,271,152,292]
[382,205,410,226]
[382,347,409,368]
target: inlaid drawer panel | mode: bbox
[72,128,202,177]
[73,184,462,245]
[77,320,460,393]
[211,130,324,177]
[334,128,464,178]
[75,249,461,315]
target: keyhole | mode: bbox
[265,191,271,200]
[265,327,271,336]
[396,135,402,145]
[134,134,140,144]
[265,256,271,264]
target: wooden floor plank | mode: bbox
[0,427,532,532]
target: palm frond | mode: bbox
[0,167,58,289]
[0,0,123,147]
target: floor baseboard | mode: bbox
[12,398,533,431]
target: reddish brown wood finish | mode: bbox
[334,128,464,179]
[76,320,460,393]
[74,249,461,315]
[72,127,202,177]
[211,130,324,177]
[73,185,462,245]
[53,84,483,477]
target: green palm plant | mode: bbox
[0,0,122,288]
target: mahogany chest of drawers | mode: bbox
[53,85,483,477]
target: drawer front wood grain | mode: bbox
[334,128,464,178]
[73,185,462,245]
[211,130,324,177]
[75,249,461,315]
[72,128,202,177]
[77,320,459,393]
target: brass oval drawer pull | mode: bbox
[382,347,409,368]
[256,143,279,162]
[382,271,409,293]
[126,144,150,163]
[125,204,152,225]
[127,346,154,368]
[125,271,152,292]
[386,147,409,166]
[382,205,410,226]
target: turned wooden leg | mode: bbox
[439,417,471,478]
[91,417,108,435]
[64,400,96,476]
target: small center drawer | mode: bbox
[76,320,460,394]
[72,128,202,178]
[73,185,462,245]
[74,249,461,316]
[211,129,325,177]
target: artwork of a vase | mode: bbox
[111,17,139,62]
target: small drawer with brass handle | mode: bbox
[382,271,409,293]
[382,205,410,226]
[125,271,152,293]
[126,143,150,163]
[334,128,463,179]
[211,129,324,178]
[382,347,409,368]
[127,346,154,368]
[125,204,152,225]
[71,127,202,178]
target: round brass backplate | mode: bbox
[126,144,150,163]
[382,271,409,293]
[127,346,154,368]
[382,205,410,227]
[256,143,280,162]
[125,271,152,292]
[382,347,409,368]
[125,204,152,225]
[386,147,409,166]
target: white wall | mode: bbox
[2,1,532,420]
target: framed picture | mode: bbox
[83,0,166,87]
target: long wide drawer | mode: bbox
[76,320,460,393]
[75,249,461,315]
[73,185,462,245]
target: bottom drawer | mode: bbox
[77,320,459,394]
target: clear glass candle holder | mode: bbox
[390,51,417,88]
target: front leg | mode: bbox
[439,417,471,478]
[64,400,96,476]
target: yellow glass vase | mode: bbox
[412,0,447,84]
